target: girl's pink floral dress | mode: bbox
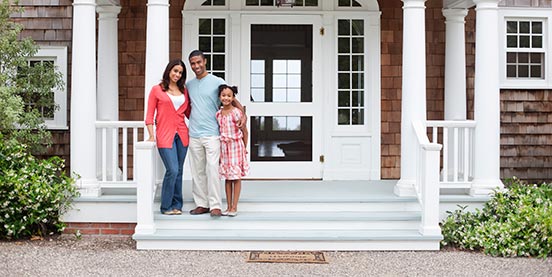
[216,107,249,180]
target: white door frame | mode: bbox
[240,14,323,179]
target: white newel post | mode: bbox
[395,0,427,196]
[135,141,157,235]
[71,0,98,196]
[420,143,442,236]
[96,5,121,181]
[443,9,468,121]
[471,0,504,195]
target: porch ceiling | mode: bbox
[97,0,121,6]
[444,0,475,9]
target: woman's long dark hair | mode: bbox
[160,59,187,91]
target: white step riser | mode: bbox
[136,240,440,251]
[170,202,421,212]
[154,221,420,230]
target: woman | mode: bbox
[145,59,191,215]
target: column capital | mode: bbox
[402,0,426,9]
[73,0,96,7]
[473,0,500,10]
[442,8,468,23]
[147,0,169,7]
[97,5,121,18]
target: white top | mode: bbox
[167,93,185,110]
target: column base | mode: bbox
[469,178,504,196]
[394,179,417,197]
[75,178,101,197]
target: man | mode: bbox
[186,50,245,217]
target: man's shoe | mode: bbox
[189,207,210,215]
[210,209,222,217]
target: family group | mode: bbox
[145,50,249,217]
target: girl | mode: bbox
[216,85,249,217]
[145,60,191,215]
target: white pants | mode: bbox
[189,136,222,210]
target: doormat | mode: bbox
[247,251,328,264]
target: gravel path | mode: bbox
[1,236,551,276]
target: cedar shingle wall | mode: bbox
[11,0,73,168]
[380,0,454,179]
[501,90,552,183]
[118,0,185,121]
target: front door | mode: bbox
[241,15,322,179]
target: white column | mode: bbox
[395,0,427,196]
[443,9,468,120]
[71,0,98,196]
[97,5,121,122]
[471,0,504,195]
[145,0,170,182]
[144,0,170,109]
[96,5,121,181]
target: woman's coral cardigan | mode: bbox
[145,84,191,148]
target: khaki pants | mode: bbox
[189,136,222,210]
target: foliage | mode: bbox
[0,0,63,153]
[0,135,78,239]
[441,178,552,258]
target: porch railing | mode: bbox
[95,121,144,188]
[412,120,442,236]
[134,141,158,235]
[426,120,476,188]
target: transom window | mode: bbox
[338,0,362,7]
[337,19,365,125]
[245,0,318,7]
[199,18,226,79]
[201,0,225,6]
[506,20,545,79]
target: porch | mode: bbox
[64,179,490,250]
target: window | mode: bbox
[506,20,544,79]
[245,0,318,7]
[499,9,552,88]
[201,0,225,6]
[337,19,365,125]
[338,0,361,7]
[198,18,226,79]
[21,46,68,129]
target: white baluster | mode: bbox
[122,127,128,181]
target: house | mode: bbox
[11,0,552,250]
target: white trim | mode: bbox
[498,8,552,89]
[32,46,68,130]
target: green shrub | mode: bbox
[0,136,78,239]
[441,178,552,257]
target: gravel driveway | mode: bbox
[1,236,551,276]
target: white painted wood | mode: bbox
[240,14,323,179]
[144,0,169,113]
[498,8,552,89]
[134,141,157,235]
[443,8,468,121]
[71,0,99,197]
[471,0,504,195]
[96,121,143,186]
[396,0,427,197]
[419,143,442,236]
[34,46,68,129]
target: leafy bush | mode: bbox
[0,136,78,239]
[0,0,63,153]
[441,178,552,257]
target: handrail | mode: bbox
[426,120,476,186]
[413,120,442,237]
[95,121,144,185]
